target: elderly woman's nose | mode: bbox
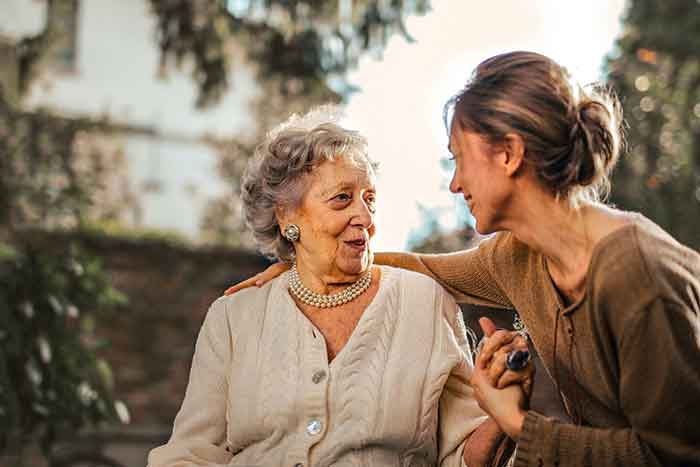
[351,199,374,226]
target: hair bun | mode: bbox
[567,97,621,192]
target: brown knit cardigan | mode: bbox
[378,213,700,467]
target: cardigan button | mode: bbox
[312,370,326,384]
[306,419,323,435]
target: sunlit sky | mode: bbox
[344,0,627,251]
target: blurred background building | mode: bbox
[1,0,699,466]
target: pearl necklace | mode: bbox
[288,264,372,308]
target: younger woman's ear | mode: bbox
[502,133,526,177]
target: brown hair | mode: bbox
[445,51,623,204]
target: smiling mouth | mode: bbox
[345,238,368,250]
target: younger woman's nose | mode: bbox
[449,172,462,194]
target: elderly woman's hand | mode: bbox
[476,317,534,396]
[470,359,527,440]
[469,317,533,441]
[224,262,290,296]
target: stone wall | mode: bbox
[55,231,271,428]
[21,231,270,466]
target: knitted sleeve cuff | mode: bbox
[512,410,542,467]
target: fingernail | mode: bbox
[255,280,263,286]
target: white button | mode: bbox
[306,419,323,435]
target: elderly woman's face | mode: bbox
[289,156,376,279]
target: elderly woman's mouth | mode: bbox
[345,238,368,250]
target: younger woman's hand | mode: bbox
[224,262,290,295]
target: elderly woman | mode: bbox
[148,108,525,467]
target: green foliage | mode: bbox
[407,204,479,253]
[0,93,113,231]
[1,53,130,462]
[79,219,191,247]
[149,0,430,107]
[0,242,127,457]
[606,0,700,250]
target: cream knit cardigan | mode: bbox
[148,266,487,467]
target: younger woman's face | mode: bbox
[448,126,515,234]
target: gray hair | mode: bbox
[241,108,377,261]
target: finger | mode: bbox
[488,349,509,386]
[496,367,530,389]
[479,330,517,368]
[271,262,291,274]
[258,263,291,283]
[483,341,516,373]
[511,335,530,354]
[512,332,528,347]
[470,363,489,388]
[479,317,498,337]
[497,361,535,389]
[476,340,504,370]
[225,263,291,295]
[523,378,534,399]
[224,275,260,296]
[475,343,488,370]
[496,370,521,389]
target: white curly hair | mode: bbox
[241,105,378,261]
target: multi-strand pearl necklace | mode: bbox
[288,263,372,308]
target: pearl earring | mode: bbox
[282,224,300,242]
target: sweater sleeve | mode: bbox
[513,297,700,467]
[375,234,512,309]
[148,298,234,467]
[434,286,491,466]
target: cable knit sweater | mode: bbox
[148,266,488,467]
[377,213,700,467]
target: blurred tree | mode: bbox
[189,0,432,244]
[0,96,133,235]
[2,2,436,461]
[0,93,130,464]
[198,77,345,247]
[150,0,431,107]
[0,242,127,466]
[407,204,481,254]
[606,0,700,250]
[2,2,135,461]
[15,0,78,96]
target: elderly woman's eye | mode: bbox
[365,195,377,211]
[334,193,351,202]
